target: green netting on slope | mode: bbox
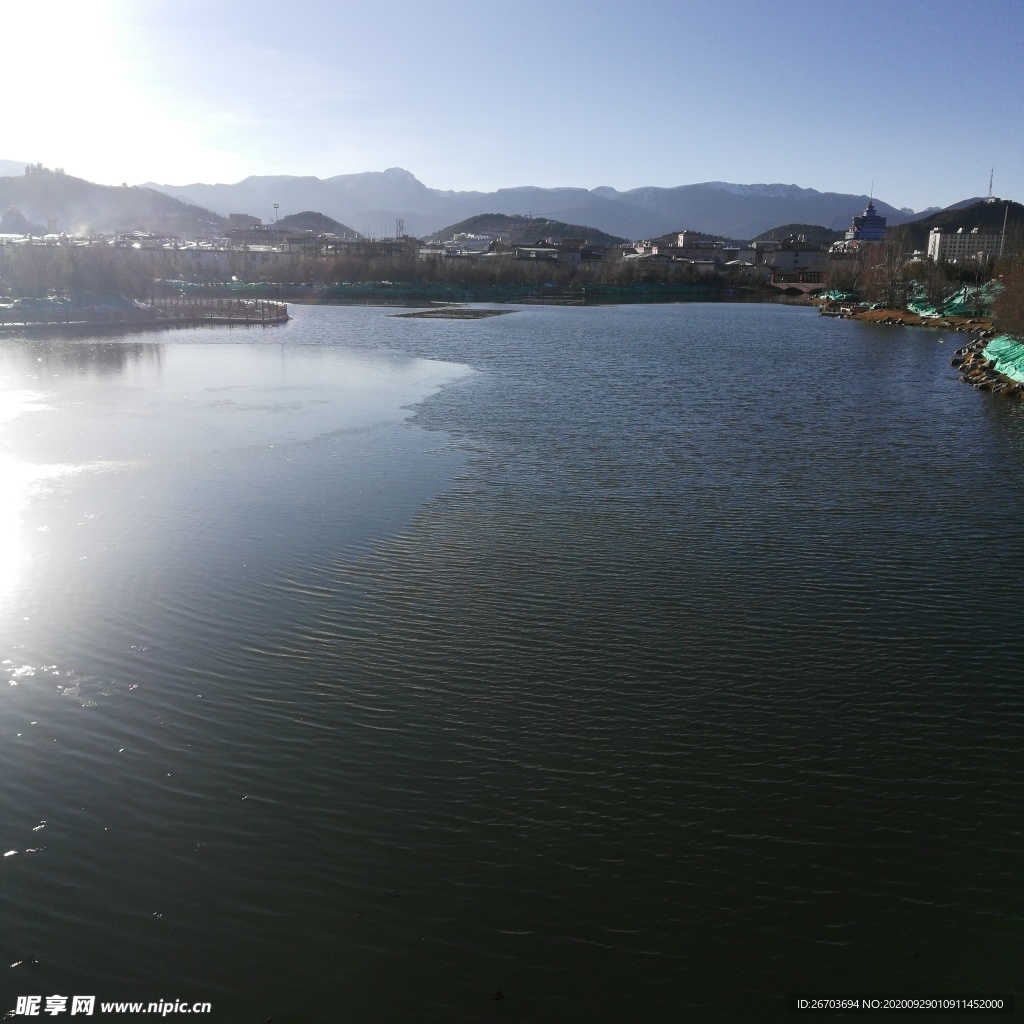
[983,335,1024,382]
[905,281,932,316]
[907,281,1002,318]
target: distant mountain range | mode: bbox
[137,167,923,241]
[1,162,1015,246]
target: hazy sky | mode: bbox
[7,0,1023,210]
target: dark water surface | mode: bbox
[1,304,1021,1022]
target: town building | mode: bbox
[764,237,826,284]
[927,226,1002,263]
[514,245,560,263]
[578,248,609,271]
[722,245,756,264]
[673,231,723,256]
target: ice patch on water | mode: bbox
[57,672,106,707]
[2,660,138,707]
[57,668,142,706]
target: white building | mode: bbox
[927,226,1002,263]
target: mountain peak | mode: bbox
[702,181,812,199]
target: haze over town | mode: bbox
[6,0,1023,212]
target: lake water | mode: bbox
[1,304,1021,1022]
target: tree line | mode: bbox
[0,243,767,300]
[4,237,1024,342]
[0,244,153,300]
[825,243,991,308]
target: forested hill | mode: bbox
[751,224,844,245]
[275,211,359,235]
[428,213,626,247]
[0,167,225,237]
[888,200,1024,253]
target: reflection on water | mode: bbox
[11,339,161,378]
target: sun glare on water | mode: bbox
[0,390,61,605]
[0,456,45,604]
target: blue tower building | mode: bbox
[845,201,887,242]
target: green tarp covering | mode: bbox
[907,281,1002,318]
[983,335,1024,382]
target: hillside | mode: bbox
[889,199,1024,254]
[0,167,226,237]
[275,210,359,235]
[751,223,843,245]
[427,213,626,247]
[648,229,755,248]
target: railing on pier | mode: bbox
[149,297,290,326]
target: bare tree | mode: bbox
[860,241,909,308]
[824,252,862,294]
[993,262,1024,339]
[909,258,960,314]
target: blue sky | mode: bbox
[7,0,1023,211]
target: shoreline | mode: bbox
[164,280,779,307]
[822,303,1024,400]
[952,337,1024,397]
[850,307,994,333]
[0,292,812,344]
